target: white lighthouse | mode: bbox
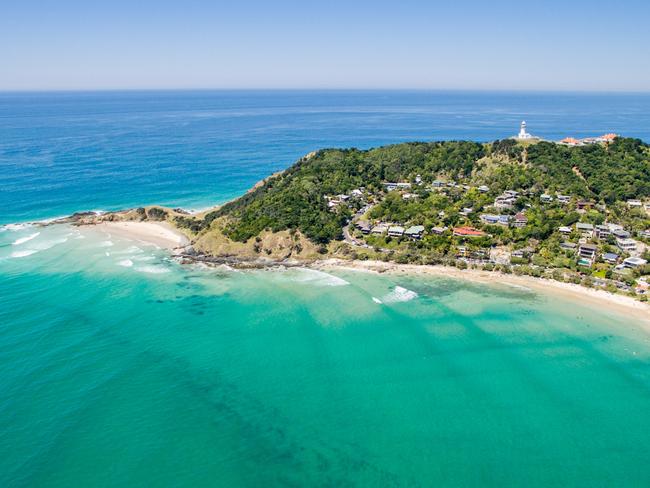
[514,120,538,141]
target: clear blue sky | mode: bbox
[2,0,649,91]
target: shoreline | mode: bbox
[86,221,190,249]
[40,214,650,322]
[311,258,650,324]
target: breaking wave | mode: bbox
[134,265,170,274]
[289,269,350,287]
[12,232,41,246]
[10,250,38,258]
[382,285,418,303]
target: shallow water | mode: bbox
[2,91,650,486]
[1,224,649,487]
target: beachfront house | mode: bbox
[578,243,598,265]
[388,225,405,237]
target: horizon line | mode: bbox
[2,87,650,95]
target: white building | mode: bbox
[514,121,539,141]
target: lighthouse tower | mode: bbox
[518,121,532,139]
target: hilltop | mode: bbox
[73,137,650,298]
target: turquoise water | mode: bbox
[1,224,650,487]
[2,91,650,486]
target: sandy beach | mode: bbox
[313,258,650,324]
[90,221,190,249]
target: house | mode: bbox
[640,230,650,239]
[616,238,637,253]
[402,193,418,200]
[431,180,446,189]
[494,196,515,210]
[540,194,554,203]
[513,212,528,228]
[431,226,447,235]
[576,200,592,211]
[627,200,643,208]
[623,257,648,268]
[576,222,594,237]
[602,252,619,264]
[355,221,372,234]
[481,214,510,226]
[556,195,571,204]
[596,133,618,142]
[594,225,610,239]
[388,225,405,237]
[558,226,572,235]
[384,182,411,191]
[350,189,364,198]
[511,247,533,259]
[460,207,473,216]
[560,137,582,146]
[477,185,489,193]
[560,242,577,252]
[453,226,486,237]
[371,223,388,235]
[404,225,425,239]
[415,175,422,185]
[612,228,631,239]
[578,244,598,265]
[504,190,519,198]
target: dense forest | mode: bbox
[192,138,649,244]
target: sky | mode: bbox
[2,0,649,91]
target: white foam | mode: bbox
[98,240,114,248]
[132,255,155,262]
[372,297,383,304]
[290,269,350,287]
[383,285,418,303]
[31,237,68,251]
[135,265,170,274]
[117,259,134,267]
[12,232,40,246]
[10,250,38,258]
[2,223,33,232]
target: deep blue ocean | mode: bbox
[2,90,650,225]
[2,91,650,487]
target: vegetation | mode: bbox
[170,137,649,296]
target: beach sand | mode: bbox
[90,221,190,249]
[313,259,650,324]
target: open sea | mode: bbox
[1,90,650,487]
